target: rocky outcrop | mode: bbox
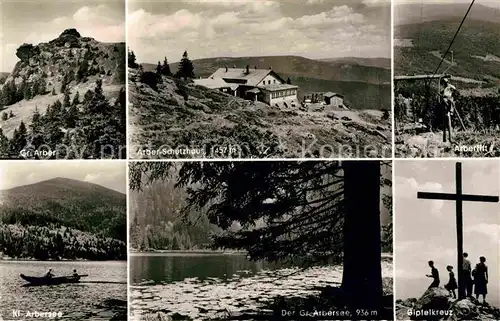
[59,28,81,38]
[396,287,500,320]
[15,43,40,62]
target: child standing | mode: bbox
[445,265,458,299]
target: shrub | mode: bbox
[139,71,160,91]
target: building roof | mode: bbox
[210,68,285,87]
[324,92,343,98]
[193,77,230,89]
[228,84,240,91]
[246,88,261,94]
[260,84,298,92]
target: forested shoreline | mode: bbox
[129,166,393,253]
[0,223,126,260]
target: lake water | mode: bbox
[130,252,393,320]
[0,260,127,320]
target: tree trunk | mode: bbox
[342,161,383,313]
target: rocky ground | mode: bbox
[128,70,392,159]
[395,129,500,158]
[130,259,393,321]
[396,287,500,321]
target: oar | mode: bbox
[78,281,127,284]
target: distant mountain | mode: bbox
[0,177,126,241]
[394,19,500,82]
[395,3,500,25]
[144,55,390,85]
[318,57,391,70]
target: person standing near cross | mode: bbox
[417,162,499,299]
[461,252,473,297]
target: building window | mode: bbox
[273,80,276,84]
[268,80,271,85]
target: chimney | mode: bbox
[269,66,272,70]
[225,65,228,72]
[246,65,250,74]
[254,66,257,70]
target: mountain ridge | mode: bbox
[0,176,126,241]
[2,176,124,197]
[395,3,499,25]
[142,55,390,86]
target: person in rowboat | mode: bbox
[45,269,54,279]
[72,269,79,278]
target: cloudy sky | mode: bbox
[128,0,391,64]
[395,160,500,305]
[0,0,125,72]
[0,161,127,193]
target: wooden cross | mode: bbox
[417,162,499,299]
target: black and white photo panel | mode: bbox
[0,0,126,160]
[127,0,392,159]
[395,159,500,320]
[394,0,500,158]
[128,160,393,320]
[0,161,128,320]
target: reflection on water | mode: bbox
[131,253,278,284]
[0,260,127,320]
[130,253,393,320]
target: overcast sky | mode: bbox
[128,0,391,64]
[0,161,127,193]
[395,160,500,305]
[0,0,125,72]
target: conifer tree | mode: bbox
[177,50,195,79]
[128,49,139,68]
[162,57,172,76]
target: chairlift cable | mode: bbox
[430,0,475,79]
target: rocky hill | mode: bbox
[397,287,500,320]
[128,69,391,159]
[0,29,126,159]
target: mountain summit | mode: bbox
[0,29,126,158]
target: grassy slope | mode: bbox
[0,81,122,139]
[128,70,392,159]
[394,19,500,81]
[0,177,126,241]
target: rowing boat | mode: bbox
[20,273,88,286]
